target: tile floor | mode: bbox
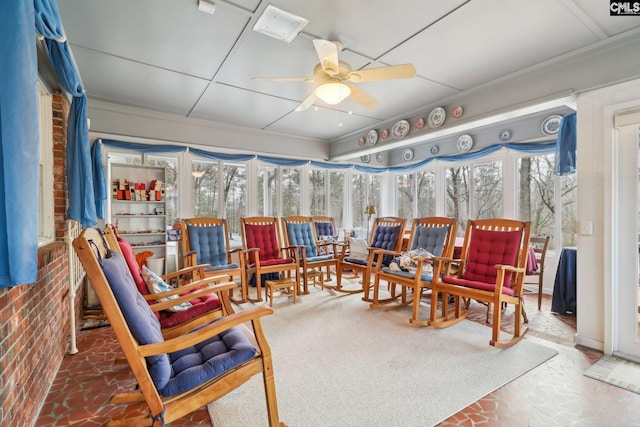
[36,287,640,426]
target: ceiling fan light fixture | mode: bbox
[315,82,351,105]
[253,4,309,43]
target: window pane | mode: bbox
[257,166,277,216]
[224,163,246,237]
[518,155,555,247]
[352,173,366,237]
[192,160,219,217]
[396,173,414,223]
[417,170,436,217]
[473,161,502,219]
[309,169,326,216]
[329,171,344,230]
[446,166,469,235]
[561,174,577,247]
[282,167,301,216]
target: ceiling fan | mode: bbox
[253,39,416,112]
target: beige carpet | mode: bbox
[208,282,557,427]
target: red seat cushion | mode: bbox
[442,276,516,296]
[157,293,221,329]
[460,228,522,289]
[244,223,284,264]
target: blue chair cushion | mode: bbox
[370,225,402,265]
[381,266,433,282]
[286,222,318,258]
[99,250,257,397]
[205,263,240,273]
[314,221,334,238]
[188,224,228,267]
[307,254,334,263]
[411,225,448,256]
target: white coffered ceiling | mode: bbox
[55,0,640,163]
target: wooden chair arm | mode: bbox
[139,306,274,356]
[161,264,211,281]
[144,280,237,312]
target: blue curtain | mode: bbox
[0,2,39,287]
[554,113,577,175]
[35,0,96,228]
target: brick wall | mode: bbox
[0,92,81,425]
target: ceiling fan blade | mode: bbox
[345,83,380,110]
[295,92,318,112]
[313,39,340,76]
[346,63,416,83]
[252,76,317,82]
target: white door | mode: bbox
[613,111,640,361]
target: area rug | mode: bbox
[584,354,640,394]
[208,286,558,427]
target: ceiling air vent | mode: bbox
[253,4,309,43]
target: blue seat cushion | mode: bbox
[307,254,334,263]
[99,249,257,396]
[205,263,240,272]
[187,224,229,267]
[286,222,318,258]
[381,266,433,282]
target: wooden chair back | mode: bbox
[430,218,531,348]
[528,234,551,309]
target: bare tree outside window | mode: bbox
[417,170,436,217]
[281,167,301,216]
[223,163,246,236]
[396,173,414,224]
[446,166,469,235]
[309,169,326,216]
[191,161,219,217]
[473,161,503,219]
[329,171,344,231]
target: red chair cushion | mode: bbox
[117,237,149,296]
[157,293,221,329]
[461,228,522,289]
[248,258,295,269]
[244,223,282,264]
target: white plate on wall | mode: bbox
[456,134,473,152]
[391,120,410,138]
[541,115,563,135]
[402,148,414,162]
[361,154,371,163]
[428,107,446,128]
[367,129,378,145]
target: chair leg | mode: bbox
[537,273,543,310]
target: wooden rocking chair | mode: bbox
[429,218,531,348]
[74,227,283,426]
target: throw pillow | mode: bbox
[348,237,370,262]
[141,266,192,312]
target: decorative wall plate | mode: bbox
[391,120,410,138]
[427,107,446,128]
[415,118,425,129]
[452,105,463,119]
[430,145,439,155]
[456,134,474,152]
[376,153,383,163]
[367,129,379,145]
[402,148,414,162]
[541,114,563,135]
[381,129,389,139]
[361,154,371,163]
[358,137,365,146]
[499,129,512,141]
